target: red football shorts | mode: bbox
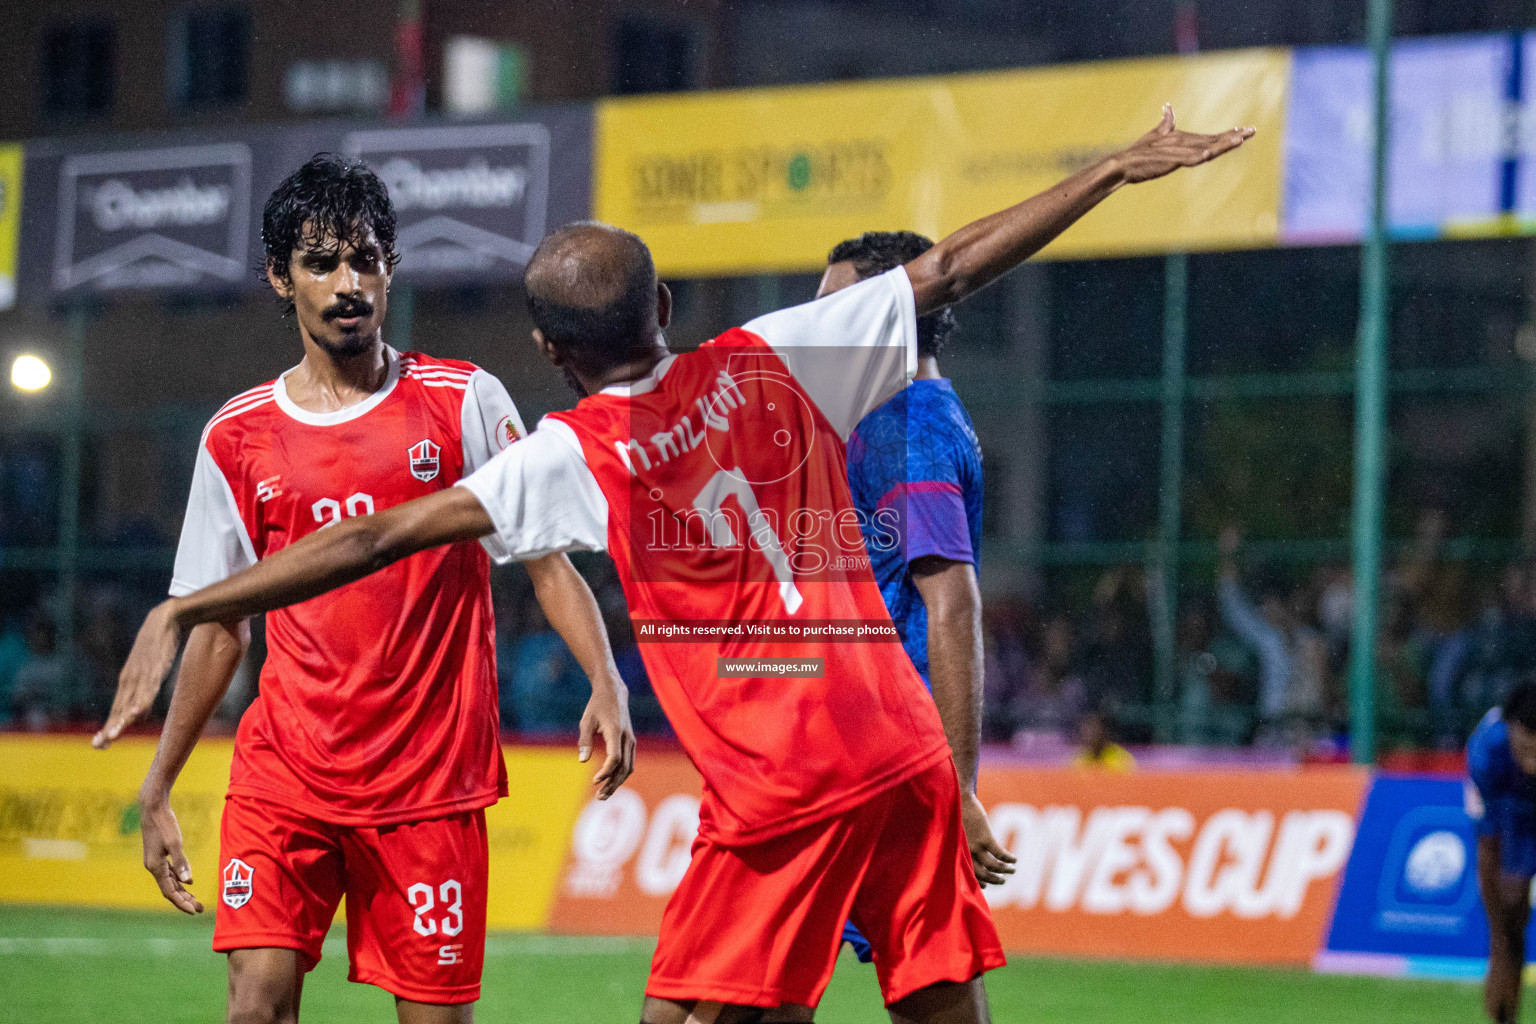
[212,794,488,1004]
[647,759,1005,1009]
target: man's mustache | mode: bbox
[323,299,374,321]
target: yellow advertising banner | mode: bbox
[596,78,945,277]
[0,144,21,309]
[595,50,1289,276]
[0,734,229,912]
[483,747,596,930]
[0,737,591,930]
[941,49,1290,260]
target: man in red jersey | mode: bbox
[114,110,1251,1023]
[93,155,634,1024]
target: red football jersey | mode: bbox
[172,348,525,825]
[461,268,951,844]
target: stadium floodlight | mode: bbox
[10,354,52,392]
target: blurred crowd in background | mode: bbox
[0,507,1524,757]
[984,510,1525,757]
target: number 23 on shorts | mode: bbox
[407,879,464,937]
[408,879,466,968]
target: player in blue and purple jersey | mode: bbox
[817,232,1017,965]
[1467,681,1536,1023]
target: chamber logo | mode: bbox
[86,178,230,231]
[409,439,441,482]
[222,858,254,909]
[376,157,526,211]
[345,124,550,281]
[53,143,252,292]
[1403,830,1466,895]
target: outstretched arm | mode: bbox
[906,106,1254,315]
[102,486,495,742]
[525,553,636,798]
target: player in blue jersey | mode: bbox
[1467,681,1536,1024]
[818,232,1017,964]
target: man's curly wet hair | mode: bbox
[262,154,400,291]
[827,230,958,359]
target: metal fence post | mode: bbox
[1154,253,1189,741]
[1348,0,1394,765]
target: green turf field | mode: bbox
[0,904,1485,1023]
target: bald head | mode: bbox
[525,222,661,379]
[526,222,653,308]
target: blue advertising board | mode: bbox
[1321,774,1534,980]
[1283,33,1535,243]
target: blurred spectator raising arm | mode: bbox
[1216,526,1328,747]
[1216,527,1291,721]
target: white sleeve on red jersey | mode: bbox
[169,444,257,598]
[455,417,609,563]
[459,369,529,563]
[459,369,527,472]
[741,265,918,439]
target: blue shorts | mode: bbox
[1480,794,1536,878]
[842,920,873,963]
[841,927,878,964]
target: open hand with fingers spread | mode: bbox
[1110,104,1255,185]
[92,599,187,750]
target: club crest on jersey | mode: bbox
[495,414,520,450]
[222,858,254,909]
[409,439,441,482]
